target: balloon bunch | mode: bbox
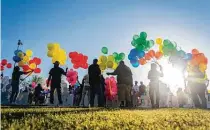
[98,54,119,71]
[21,57,42,74]
[47,43,67,66]
[131,32,155,51]
[0,59,12,71]
[128,32,155,67]
[69,52,88,69]
[187,49,208,73]
[105,77,118,101]
[66,69,78,86]
[13,49,33,64]
[158,39,178,57]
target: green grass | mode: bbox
[1,107,210,130]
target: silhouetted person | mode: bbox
[34,84,43,104]
[132,81,139,107]
[148,63,163,108]
[9,66,32,104]
[107,61,133,107]
[81,74,90,107]
[139,81,146,105]
[47,61,68,105]
[185,67,208,109]
[88,59,103,107]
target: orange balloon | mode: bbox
[203,57,208,64]
[192,49,199,55]
[139,58,147,65]
[155,52,163,60]
[148,50,155,57]
[145,53,151,61]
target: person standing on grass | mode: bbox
[107,61,133,108]
[139,81,146,105]
[185,67,208,109]
[34,84,43,105]
[47,61,68,105]
[148,63,163,108]
[88,59,103,107]
[9,66,32,104]
[132,81,139,107]
[81,74,90,107]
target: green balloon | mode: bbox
[119,53,125,60]
[163,39,171,46]
[140,32,147,40]
[101,47,108,54]
[131,40,137,47]
[133,35,139,41]
[113,52,118,58]
[138,38,147,45]
[136,44,145,51]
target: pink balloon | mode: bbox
[105,76,118,101]
[31,82,37,88]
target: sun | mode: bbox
[160,60,185,93]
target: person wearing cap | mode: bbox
[107,61,133,108]
[9,66,32,104]
[47,61,68,105]
[88,59,103,107]
[148,63,163,108]
[185,67,208,108]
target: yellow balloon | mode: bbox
[23,56,30,63]
[47,51,54,57]
[100,55,107,63]
[26,50,33,57]
[199,63,207,73]
[107,61,114,68]
[29,63,36,70]
[107,55,114,62]
[99,63,106,70]
[156,38,163,45]
[159,45,163,53]
[47,43,55,51]
[208,90,210,94]
[113,62,118,70]
[18,61,25,67]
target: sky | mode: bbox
[1,0,210,92]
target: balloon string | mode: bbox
[20,71,33,83]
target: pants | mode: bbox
[90,83,103,107]
[50,83,62,104]
[10,84,19,103]
[149,81,159,108]
[81,85,90,106]
[118,84,132,107]
[132,92,139,107]
[189,83,207,109]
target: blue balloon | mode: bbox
[137,50,145,59]
[14,50,22,56]
[13,56,21,62]
[130,48,138,57]
[130,60,139,68]
[128,53,137,61]
[185,53,192,60]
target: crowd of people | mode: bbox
[1,59,209,109]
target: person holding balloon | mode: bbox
[185,67,208,109]
[47,61,68,105]
[107,61,133,108]
[148,63,163,108]
[9,66,33,104]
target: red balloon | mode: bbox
[34,58,41,65]
[6,63,12,68]
[1,66,4,71]
[83,63,88,69]
[192,49,199,55]
[1,59,7,66]
[34,68,41,73]
[22,65,30,71]
[145,53,151,61]
[29,60,35,64]
[69,52,78,58]
[73,64,79,69]
[148,50,155,57]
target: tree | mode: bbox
[29,75,44,84]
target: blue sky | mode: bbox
[2,0,210,89]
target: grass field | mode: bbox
[1,107,210,130]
